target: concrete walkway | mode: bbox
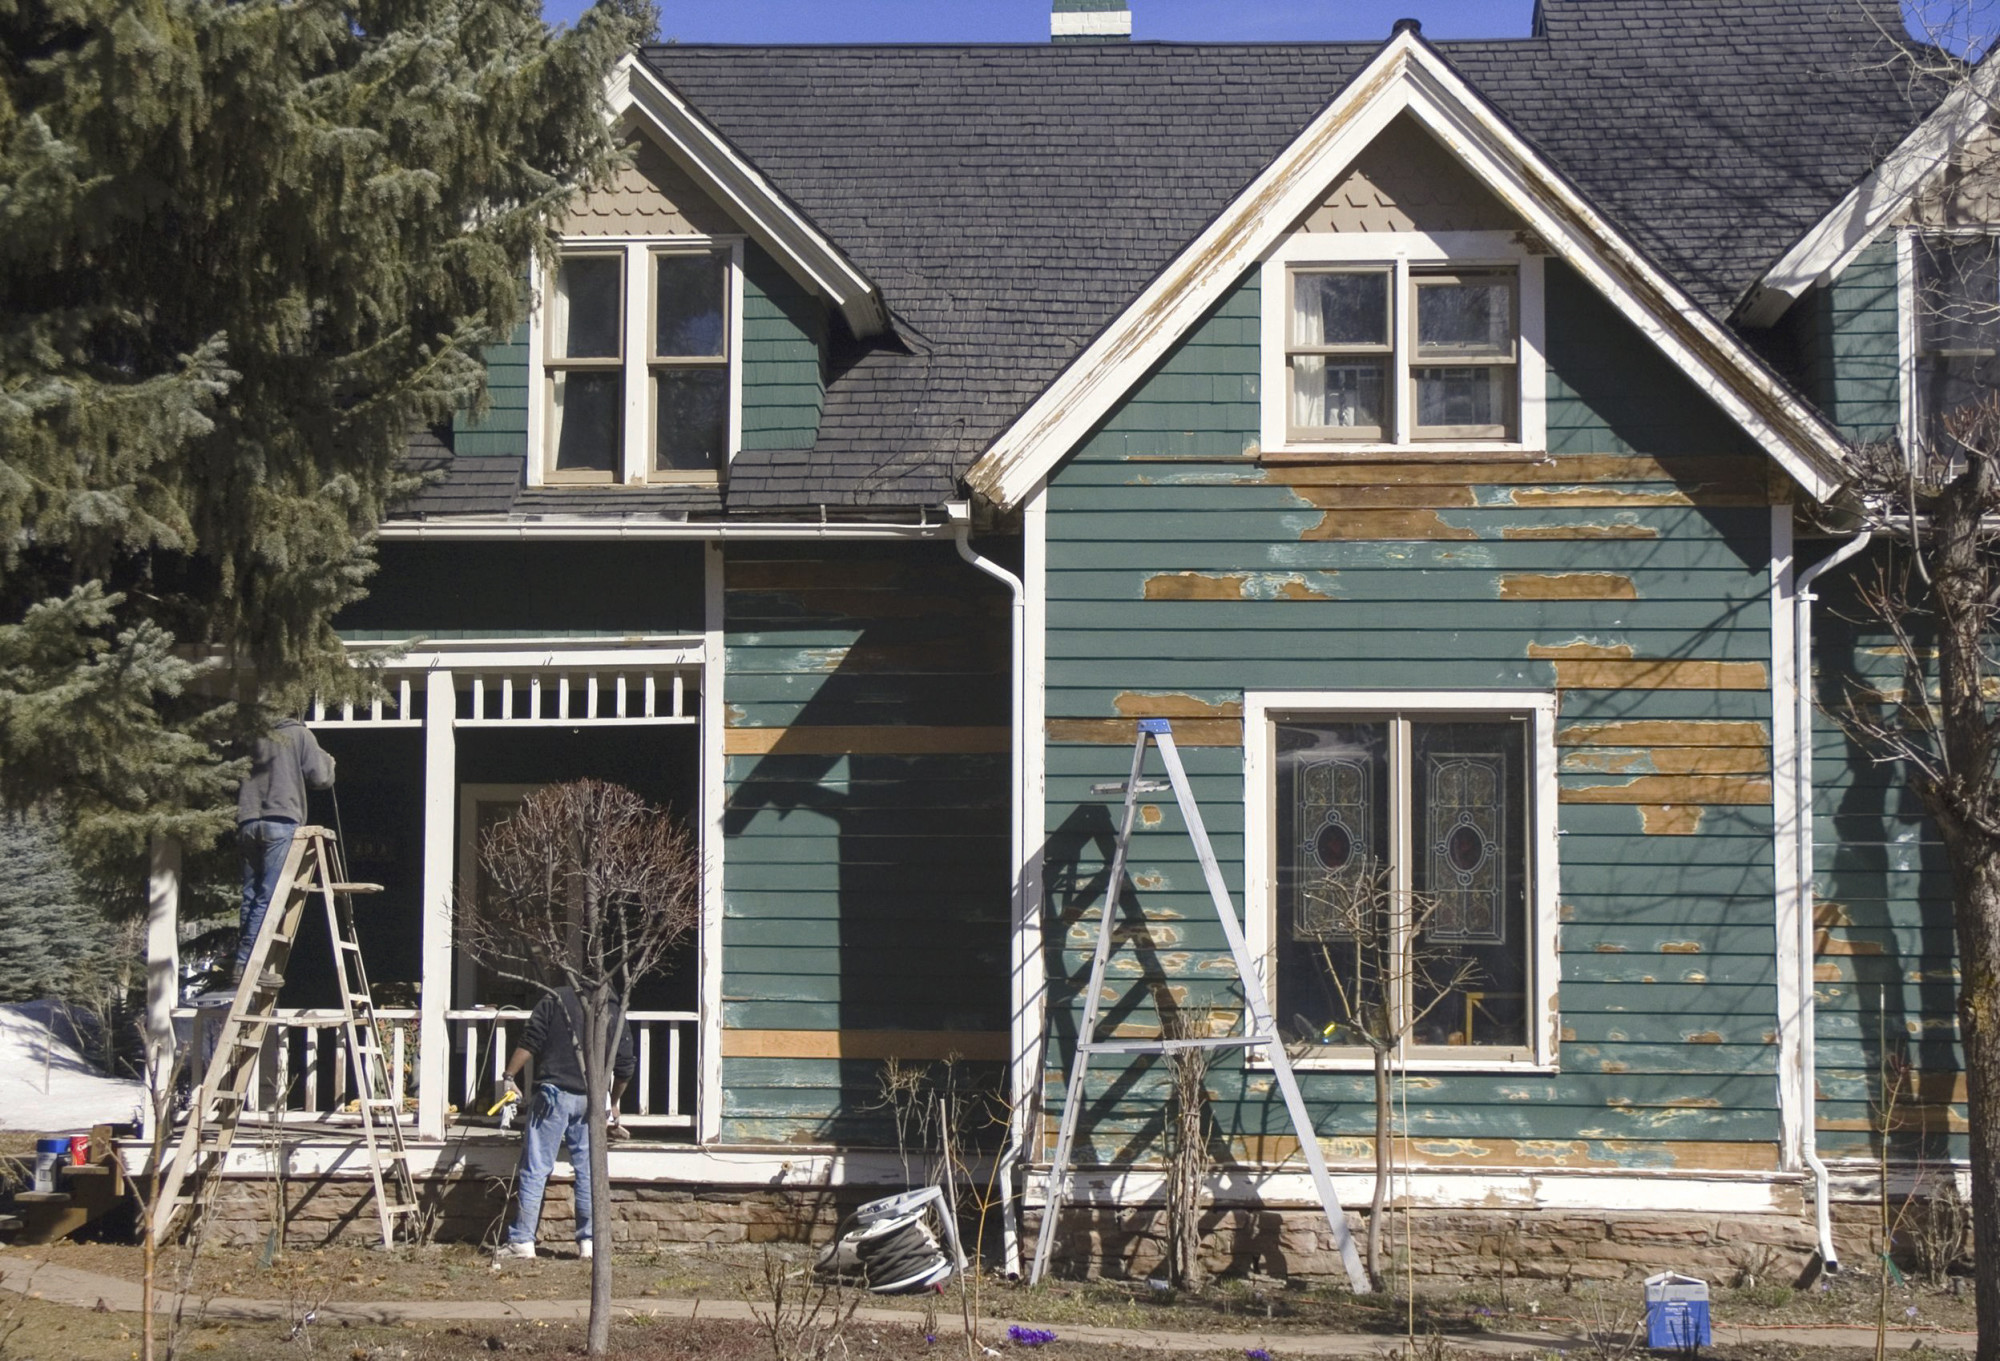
[0,1253,1974,1355]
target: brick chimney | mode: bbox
[1052,0,1131,43]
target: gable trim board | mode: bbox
[1738,60,1998,329]
[965,30,1848,510]
[608,55,887,338]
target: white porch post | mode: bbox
[144,835,181,1138]
[419,669,456,1139]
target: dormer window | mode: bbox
[538,241,740,485]
[1261,233,1544,458]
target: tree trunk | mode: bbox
[582,991,615,1358]
[1948,852,2000,1361]
[1368,1043,1390,1292]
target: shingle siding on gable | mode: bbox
[1041,260,1785,1170]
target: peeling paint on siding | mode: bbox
[1500,573,1638,600]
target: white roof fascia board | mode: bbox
[1739,62,2000,329]
[967,32,1846,510]
[609,55,888,337]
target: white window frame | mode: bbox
[526,235,745,487]
[1242,689,1561,1072]
[1899,226,2000,465]
[1259,232,1547,459]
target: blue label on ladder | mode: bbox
[1138,718,1172,734]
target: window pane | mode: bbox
[1276,721,1391,1046]
[1409,720,1528,1049]
[1415,365,1509,430]
[1292,356,1385,431]
[1416,277,1512,355]
[655,253,727,358]
[654,368,727,473]
[1292,271,1388,347]
[1919,237,2000,355]
[550,371,621,472]
[552,256,622,359]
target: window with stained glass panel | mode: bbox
[1274,713,1531,1054]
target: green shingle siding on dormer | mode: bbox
[1805,238,1901,447]
[452,323,530,456]
[449,241,826,461]
[740,242,826,451]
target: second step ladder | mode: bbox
[1030,719,1370,1292]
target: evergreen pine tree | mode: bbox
[0,0,652,875]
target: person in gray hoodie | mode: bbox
[220,718,335,995]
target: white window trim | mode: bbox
[525,234,744,488]
[1898,225,2000,465]
[1241,688,1561,1073]
[1258,231,1546,460]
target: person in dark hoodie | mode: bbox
[203,718,334,1000]
[492,986,635,1261]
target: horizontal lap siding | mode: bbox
[1041,261,1783,1169]
[454,323,530,457]
[1809,560,1962,1161]
[721,542,1011,1144]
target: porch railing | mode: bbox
[172,1006,697,1133]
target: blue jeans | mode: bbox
[236,818,297,971]
[507,1084,594,1246]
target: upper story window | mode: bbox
[1260,233,1545,459]
[538,240,740,485]
[1913,233,2000,455]
[1243,691,1559,1071]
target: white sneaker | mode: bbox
[493,1241,535,1261]
[579,1238,593,1261]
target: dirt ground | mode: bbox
[6,1236,1982,1345]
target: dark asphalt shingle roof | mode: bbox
[646,0,1932,510]
[397,0,1938,519]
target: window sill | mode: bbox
[1248,1048,1553,1075]
[1260,443,1548,464]
[535,473,723,488]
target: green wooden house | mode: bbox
[148,0,1991,1282]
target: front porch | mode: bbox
[144,627,724,1147]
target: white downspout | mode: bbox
[946,500,1028,1279]
[1795,529,1872,1272]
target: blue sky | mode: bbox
[539,0,1977,46]
[561,1,1537,44]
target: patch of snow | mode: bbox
[0,1002,145,1133]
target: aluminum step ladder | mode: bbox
[1030,719,1370,1292]
[150,826,420,1248]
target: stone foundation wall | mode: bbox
[204,1175,1827,1286]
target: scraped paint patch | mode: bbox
[1501,573,1638,600]
[1141,570,1339,600]
[1502,523,1659,540]
[1530,639,1635,660]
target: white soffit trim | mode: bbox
[1739,60,2000,329]
[965,31,1848,509]
[609,55,887,336]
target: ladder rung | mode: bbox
[1091,779,1170,794]
[1080,1035,1269,1054]
[362,1097,402,1107]
[329,882,384,894]
[383,1203,421,1215]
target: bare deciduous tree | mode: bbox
[1288,866,1478,1290]
[460,779,699,1359]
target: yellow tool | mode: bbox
[487,1088,519,1117]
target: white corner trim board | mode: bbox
[964,29,1848,510]
[607,55,887,337]
[1739,60,2000,328]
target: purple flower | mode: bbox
[1009,1326,1058,1348]
[1247,1351,1275,1361]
